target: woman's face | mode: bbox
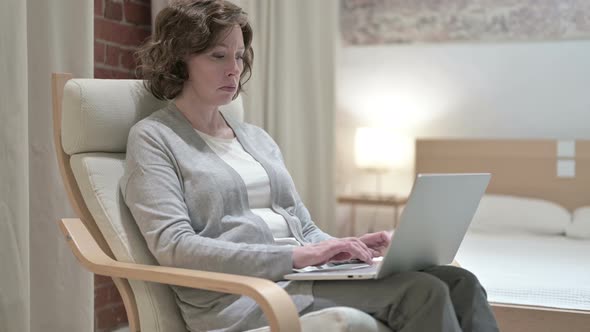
[182,25,245,107]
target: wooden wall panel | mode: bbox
[415,139,590,211]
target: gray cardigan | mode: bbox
[120,103,332,331]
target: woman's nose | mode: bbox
[226,58,241,77]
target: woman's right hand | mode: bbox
[292,238,374,269]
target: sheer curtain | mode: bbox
[0,0,94,331]
[1,1,30,331]
[152,0,340,233]
[240,0,339,233]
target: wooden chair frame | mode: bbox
[51,73,301,332]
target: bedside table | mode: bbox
[337,194,408,236]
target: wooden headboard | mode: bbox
[415,139,590,211]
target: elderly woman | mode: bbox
[120,0,499,331]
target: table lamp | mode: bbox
[354,127,396,196]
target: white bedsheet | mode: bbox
[456,232,590,310]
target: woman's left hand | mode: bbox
[358,231,392,257]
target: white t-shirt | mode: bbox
[195,129,301,246]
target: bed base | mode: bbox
[492,303,590,332]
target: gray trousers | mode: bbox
[305,265,499,332]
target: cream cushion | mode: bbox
[61,79,243,154]
[63,78,392,332]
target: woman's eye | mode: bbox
[212,54,225,59]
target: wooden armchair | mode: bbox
[51,73,391,332]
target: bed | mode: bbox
[415,139,590,332]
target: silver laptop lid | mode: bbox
[376,173,490,278]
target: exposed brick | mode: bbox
[120,49,138,71]
[94,285,109,308]
[95,67,135,79]
[97,284,123,306]
[124,0,151,26]
[95,17,151,46]
[111,284,122,302]
[94,274,113,287]
[114,70,136,79]
[96,304,128,330]
[106,44,121,66]
[105,0,123,21]
[94,41,105,63]
[95,0,103,16]
[94,67,116,79]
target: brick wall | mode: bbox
[94,0,151,330]
[95,0,151,80]
[94,275,127,331]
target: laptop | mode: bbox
[284,173,491,281]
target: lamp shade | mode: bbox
[354,127,413,171]
[354,127,396,171]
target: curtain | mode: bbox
[240,0,339,233]
[0,1,30,331]
[0,1,94,331]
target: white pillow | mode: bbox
[566,207,590,239]
[470,194,571,235]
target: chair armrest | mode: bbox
[59,218,301,332]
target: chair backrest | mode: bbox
[53,73,244,332]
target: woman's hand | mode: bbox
[292,238,374,269]
[358,231,392,257]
